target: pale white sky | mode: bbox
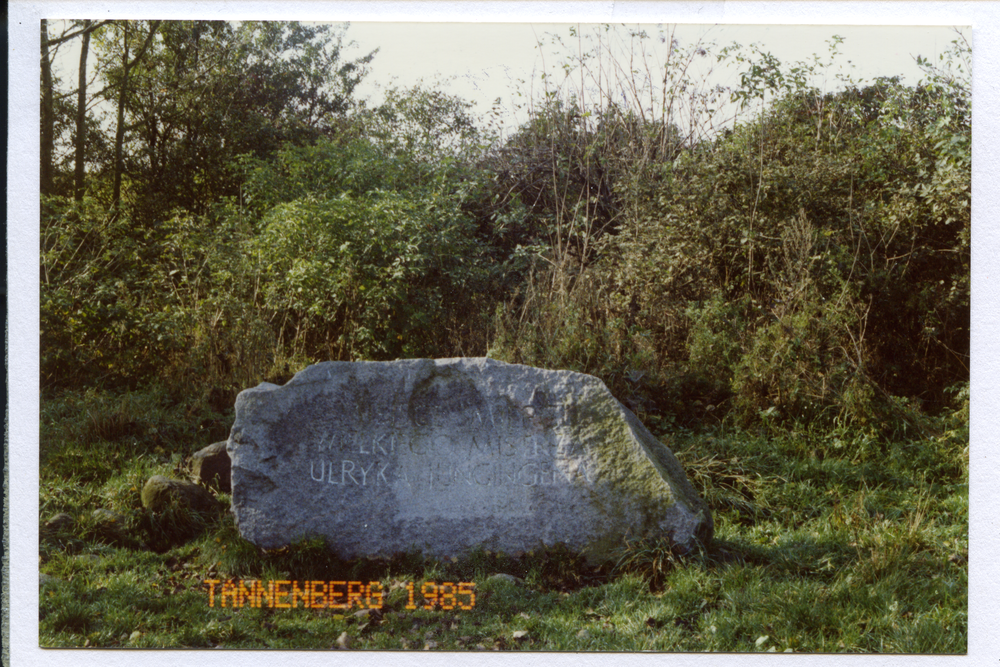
[338,22,971,138]
[345,22,967,111]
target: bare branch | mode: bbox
[41,19,113,51]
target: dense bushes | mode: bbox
[586,68,970,433]
[40,23,969,440]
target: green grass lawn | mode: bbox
[39,386,967,652]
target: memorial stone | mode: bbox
[228,358,712,562]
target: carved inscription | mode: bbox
[304,385,588,491]
[309,460,391,486]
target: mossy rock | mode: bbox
[141,475,219,514]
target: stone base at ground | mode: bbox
[190,441,231,492]
[228,358,712,562]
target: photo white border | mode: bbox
[9,2,997,666]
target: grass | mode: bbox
[38,385,967,652]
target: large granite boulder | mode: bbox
[228,359,712,562]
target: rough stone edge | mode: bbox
[564,368,714,553]
[619,407,715,546]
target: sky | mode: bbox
[9,3,1000,667]
[342,22,968,119]
[46,21,971,137]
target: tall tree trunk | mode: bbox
[111,20,161,213]
[40,19,55,196]
[74,21,92,202]
[111,22,131,211]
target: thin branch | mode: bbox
[41,20,113,52]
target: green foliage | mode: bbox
[488,262,662,411]
[39,24,968,653]
[40,195,277,399]
[367,84,486,165]
[239,134,420,214]
[730,292,873,432]
[686,295,749,380]
[614,536,682,592]
[138,495,220,553]
[42,22,969,430]
[85,21,375,216]
[254,177,487,361]
[588,36,970,431]
[40,197,151,388]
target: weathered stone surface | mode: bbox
[190,441,232,492]
[228,358,712,561]
[141,475,219,513]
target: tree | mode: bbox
[40,19,112,197]
[40,21,383,390]
[107,20,162,211]
[88,21,375,218]
[74,20,92,201]
[40,19,55,195]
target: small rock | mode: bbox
[336,631,352,649]
[189,441,231,492]
[91,508,128,541]
[487,573,525,586]
[39,573,63,586]
[92,508,124,524]
[512,630,529,640]
[43,513,75,534]
[353,607,382,622]
[141,475,219,513]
